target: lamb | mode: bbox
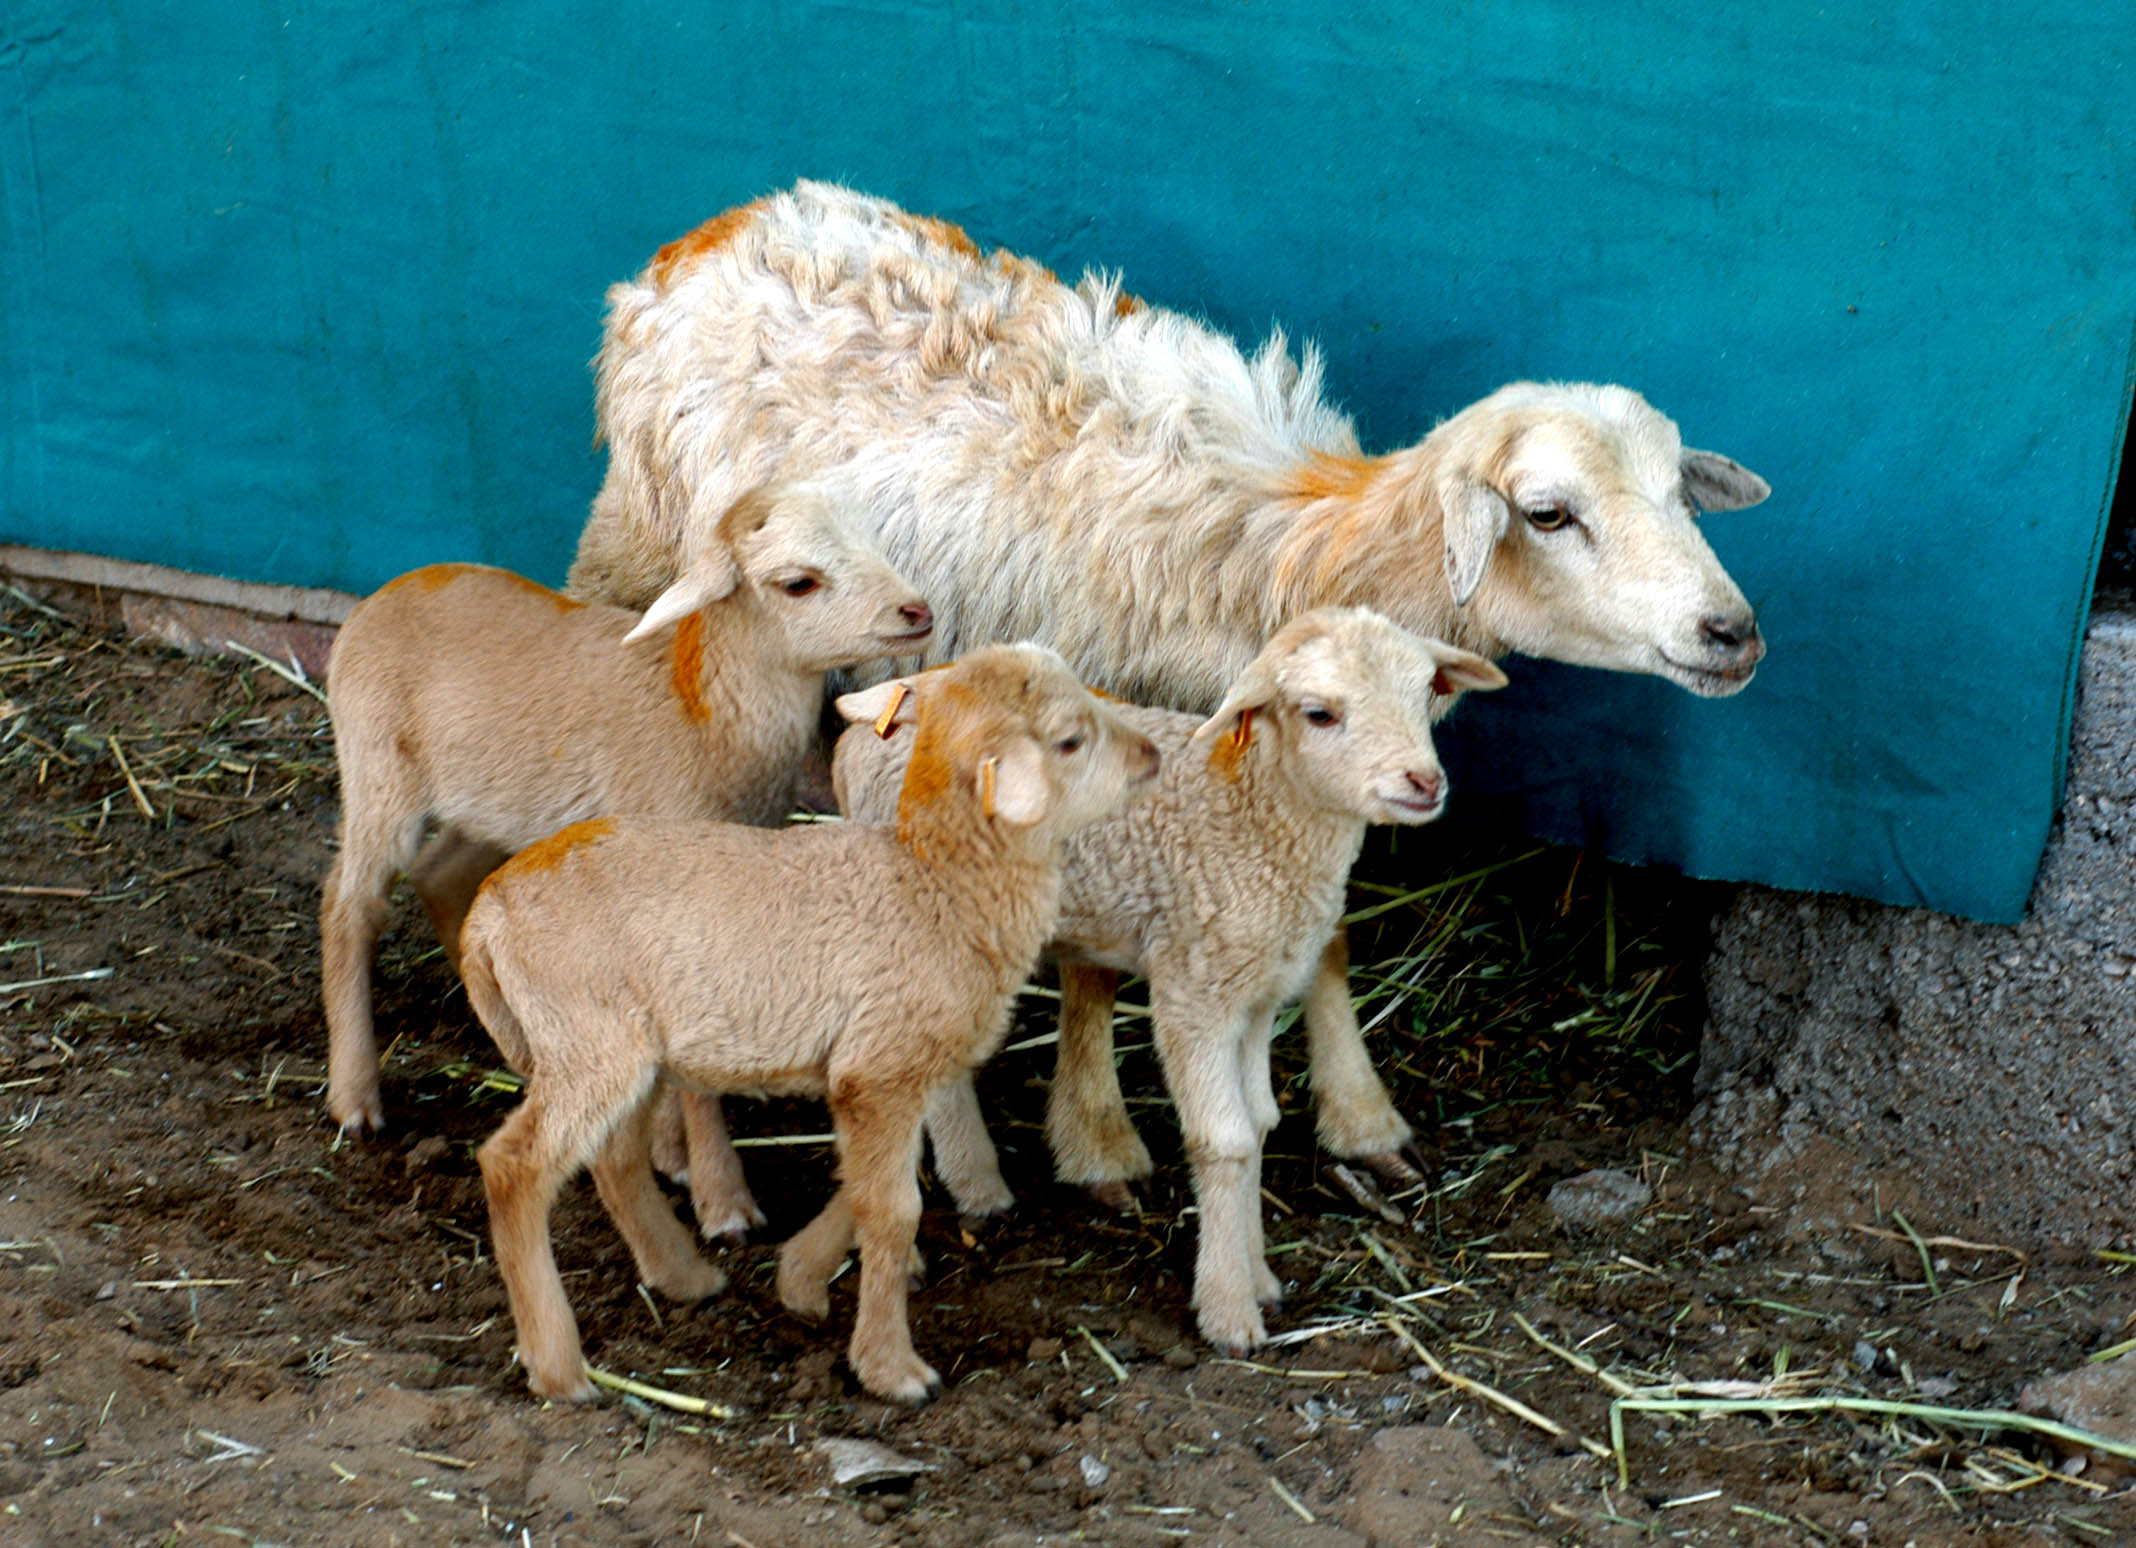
[823,608,1502,1350]
[565,181,1771,1189]
[318,483,933,1155]
[456,644,1162,1403]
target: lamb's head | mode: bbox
[1191,608,1506,825]
[1426,382,1769,697]
[836,644,1161,841]
[623,483,933,668]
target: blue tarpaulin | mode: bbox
[2,2,2131,921]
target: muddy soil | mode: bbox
[1,591,2130,1546]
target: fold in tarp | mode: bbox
[2,2,2130,921]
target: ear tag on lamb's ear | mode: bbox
[1230,706,1257,754]
[872,681,910,739]
[978,756,999,819]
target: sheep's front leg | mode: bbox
[1044,963,1153,1209]
[923,1075,1016,1219]
[830,1084,939,1404]
[1150,988,1267,1353]
[1303,926,1422,1186]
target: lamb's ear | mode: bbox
[981,737,1050,827]
[1442,480,1510,607]
[1429,646,1509,698]
[622,548,743,642]
[1190,659,1283,751]
[1681,450,1771,511]
[835,678,917,735]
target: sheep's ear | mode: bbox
[1429,646,1509,698]
[1681,450,1770,511]
[835,678,917,734]
[1190,662,1282,751]
[1442,481,1510,607]
[622,549,743,642]
[981,737,1050,827]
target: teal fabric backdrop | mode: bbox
[3,2,2131,921]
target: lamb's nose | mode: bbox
[1406,770,1444,807]
[1700,613,1762,659]
[900,601,934,632]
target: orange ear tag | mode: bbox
[872,681,910,739]
[978,756,999,819]
[1231,706,1257,753]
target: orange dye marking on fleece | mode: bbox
[377,563,473,597]
[900,212,982,259]
[670,612,710,723]
[502,817,617,880]
[1113,291,1145,317]
[649,201,766,287]
[1283,452,1383,505]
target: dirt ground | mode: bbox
[2,588,2133,1547]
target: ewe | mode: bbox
[570,180,1770,1185]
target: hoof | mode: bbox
[525,1366,598,1405]
[653,1260,729,1303]
[1085,1180,1140,1214]
[696,1205,764,1244]
[1194,1307,1267,1357]
[330,1098,385,1137]
[853,1352,943,1405]
[1356,1143,1428,1190]
[1253,1259,1284,1309]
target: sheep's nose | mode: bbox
[1700,612,1763,659]
[1406,771,1444,807]
[899,601,934,632]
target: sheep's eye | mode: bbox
[781,575,821,597]
[1057,733,1085,755]
[1524,505,1575,532]
[1302,705,1340,727]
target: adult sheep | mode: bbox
[570,179,1770,1189]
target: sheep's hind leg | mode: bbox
[590,1091,728,1303]
[1304,927,1425,1187]
[1045,964,1152,1211]
[680,1091,767,1241]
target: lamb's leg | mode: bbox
[1149,987,1266,1353]
[1303,926,1423,1186]
[1241,1005,1285,1309]
[923,1076,1016,1219]
[832,1085,939,1404]
[680,1090,767,1240]
[406,827,509,971]
[1044,963,1153,1209]
[589,1091,728,1302]
[320,807,426,1134]
[777,1188,854,1324]
[479,1093,602,1402]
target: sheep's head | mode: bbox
[623,484,933,668]
[1429,383,1768,697]
[837,644,1161,841]
[1192,608,1505,826]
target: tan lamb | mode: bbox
[567,180,1771,1187]
[823,608,1502,1350]
[457,645,1161,1403]
[319,484,932,1163]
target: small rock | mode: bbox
[95,1281,118,1302]
[860,1502,888,1525]
[1546,1168,1651,1228]
[1161,1344,1198,1370]
[1078,1454,1110,1488]
[402,1135,451,1175]
[1852,1339,1881,1373]
[814,1437,937,1488]
[1025,1336,1062,1364]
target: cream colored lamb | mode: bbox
[566,179,1772,1188]
[827,608,1504,1352]
[457,645,1161,1403]
[319,483,932,1147]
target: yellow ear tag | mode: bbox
[1231,706,1256,753]
[872,681,910,739]
[978,756,998,819]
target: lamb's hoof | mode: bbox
[947,1176,1017,1220]
[775,1253,834,1323]
[525,1364,598,1405]
[1084,1179,1141,1214]
[1356,1144,1429,1190]
[652,1259,728,1303]
[1193,1301,1268,1357]
[1253,1259,1284,1309]
[329,1089,386,1137]
[957,1209,1009,1245]
[696,1204,765,1244]
[852,1350,943,1405]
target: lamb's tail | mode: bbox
[458,903,534,1077]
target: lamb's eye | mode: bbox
[1303,705,1340,727]
[781,575,821,597]
[1524,505,1574,532]
[1057,734,1085,755]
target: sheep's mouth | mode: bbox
[1657,651,1758,698]
[882,625,936,646]
[1381,794,1446,823]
